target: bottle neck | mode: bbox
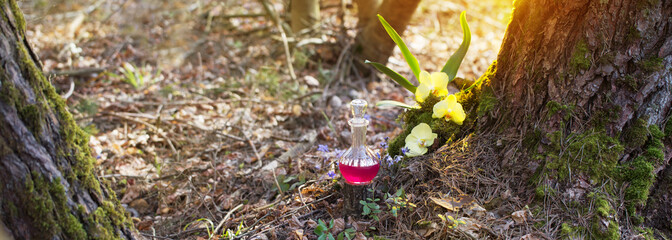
[349,119,368,148]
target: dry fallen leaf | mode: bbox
[330,218,345,235]
[512,209,529,224]
[430,195,476,212]
[292,229,305,240]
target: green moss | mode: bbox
[570,40,591,73]
[591,219,619,240]
[544,130,623,182]
[561,222,585,239]
[593,195,612,217]
[8,0,26,38]
[623,118,649,150]
[638,57,663,73]
[649,124,664,139]
[16,39,102,194]
[476,62,497,117]
[620,157,654,205]
[19,104,42,135]
[21,173,91,239]
[546,101,574,120]
[665,120,672,139]
[25,172,58,237]
[589,193,619,240]
[534,184,556,199]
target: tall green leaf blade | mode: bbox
[377,14,420,80]
[375,100,420,109]
[441,11,471,81]
[365,60,416,92]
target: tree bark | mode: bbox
[0,1,138,239]
[290,0,320,34]
[482,0,672,237]
[354,0,421,66]
[353,0,381,28]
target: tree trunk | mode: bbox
[353,0,381,28]
[0,1,138,239]
[481,0,672,237]
[290,0,320,34]
[354,0,421,66]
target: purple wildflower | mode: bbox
[380,141,388,149]
[364,114,372,121]
[328,171,337,178]
[385,156,394,166]
[317,144,329,152]
[401,147,409,155]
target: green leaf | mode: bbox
[328,233,336,240]
[441,11,471,82]
[375,100,419,109]
[359,200,368,206]
[396,188,404,197]
[318,234,326,240]
[377,14,421,80]
[337,232,345,240]
[365,60,416,92]
[362,205,371,215]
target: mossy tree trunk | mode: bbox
[481,0,672,237]
[353,0,421,66]
[0,1,138,239]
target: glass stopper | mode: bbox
[350,99,367,119]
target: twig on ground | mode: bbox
[61,79,75,99]
[212,204,244,237]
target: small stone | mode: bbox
[129,199,151,215]
[304,76,320,87]
[347,89,361,99]
[292,104,302,116]
[330,96,342,108]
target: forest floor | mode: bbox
[19,0,536,239]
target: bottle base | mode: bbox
[344,180,373,185]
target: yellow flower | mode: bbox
[404,123,438,157]
[432,95,466,125]
[415,71,449,103]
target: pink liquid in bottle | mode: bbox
[339,162,379,185]
[338,99,380,185]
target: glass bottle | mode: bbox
[338,99,380,185]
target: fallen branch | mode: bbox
[47,67,106,77]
